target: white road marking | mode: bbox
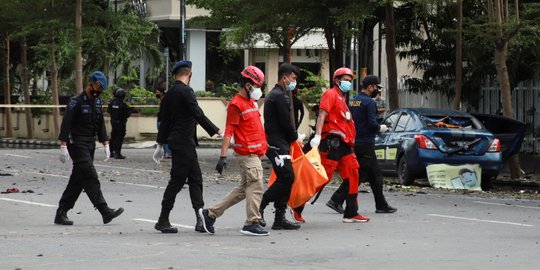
[132,218,194,229]
[428,214,534,227]
[0,197,56,208]
[113,181,163,189]
[3,169,162,189]
[473,200,540,210]
[94,164,162,173]
[4,154,31,159]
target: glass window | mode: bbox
[395,113,411,132]
[383,113,400,131]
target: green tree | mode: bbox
[187,0,315,63]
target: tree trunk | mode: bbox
[495,41,522,179]
[75,0,83,93]
[3,33,13,137]
[453,0,463,110]
[50,35,60,137]
[324,25,336,81]
[21,36,34,138]
[334,25,345,69]
[385,2,399,111]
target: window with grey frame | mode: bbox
[395,113,412,132]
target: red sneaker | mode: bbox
[290,208,305,223]
[343,215,370,223]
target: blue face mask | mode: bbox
[288,81,297,91]
[339,81,352,92]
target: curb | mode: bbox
[0,138,60,147]
[0,138,221,149]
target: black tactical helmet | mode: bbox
[114,88,126,98]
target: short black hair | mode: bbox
[278,63,300,79]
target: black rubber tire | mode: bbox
[398,156,415,186]
[481,173,498,191]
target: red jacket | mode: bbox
[225,94,268,155]
[319,86,356,146]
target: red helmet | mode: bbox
[333,67,354,80]
[241,66,266,87]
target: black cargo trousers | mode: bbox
[59,137,107,209]
[330,142,390,210]
[110,120,127,155]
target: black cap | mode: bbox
[362,75,383,88]
[171,60,192,75]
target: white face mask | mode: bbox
[250,86,263,100]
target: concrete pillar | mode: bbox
[244,49,250,67]
[187,30,206,91]
[320,50,331,88]
[267,49,279,88]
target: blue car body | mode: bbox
[375,108,524,188]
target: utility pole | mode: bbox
[75,0,83,93]
[180,0,186,60]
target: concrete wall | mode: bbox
[0,98,313,141]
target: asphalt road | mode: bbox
[1,147,539,270]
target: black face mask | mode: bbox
[155,94,161,98]
[370,88,380,98]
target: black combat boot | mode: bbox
[259,197,269,227]
[194,209,205,233]
[98,205,124,224]
[54,207,74,225]
[114,152,126,159]
[271,208,301,230]
[154,208,178,233]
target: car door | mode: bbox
[385,112,413,169]
[471,113,526,162]
[376,112,400,171]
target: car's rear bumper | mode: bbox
[410,149,503,175]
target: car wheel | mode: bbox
[397,156,415,186]
[481,173,498,191]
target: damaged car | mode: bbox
[376,108,525,190]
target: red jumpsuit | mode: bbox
[319,86,360,217]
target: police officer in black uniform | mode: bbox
[108,88,134,159]
[55,71,124,225]
[152,61,223,234]
[259,63,304,230]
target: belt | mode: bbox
[71,135,96,142]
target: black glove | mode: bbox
[216,156,227,175]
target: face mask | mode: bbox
[287,81,297,91]
[250,86,263,100]
[370,87,380,98]
[339,81,352,92]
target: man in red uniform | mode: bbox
[307,67,370,223]
[198,66,269,236]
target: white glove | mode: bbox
[104,144,111,161]
[379,124,389,133]
[153,144,164,164]
[297,133,306,143]
[59,145,70,163]
[310,134,321,148]
[274,155,291,167]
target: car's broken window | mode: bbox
[420,115,479,129]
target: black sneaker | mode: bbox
[198,208,215,234]
[240,224,269,236]
[154,221,178,233]
[325,200,344,214]
[375,206,397,214]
